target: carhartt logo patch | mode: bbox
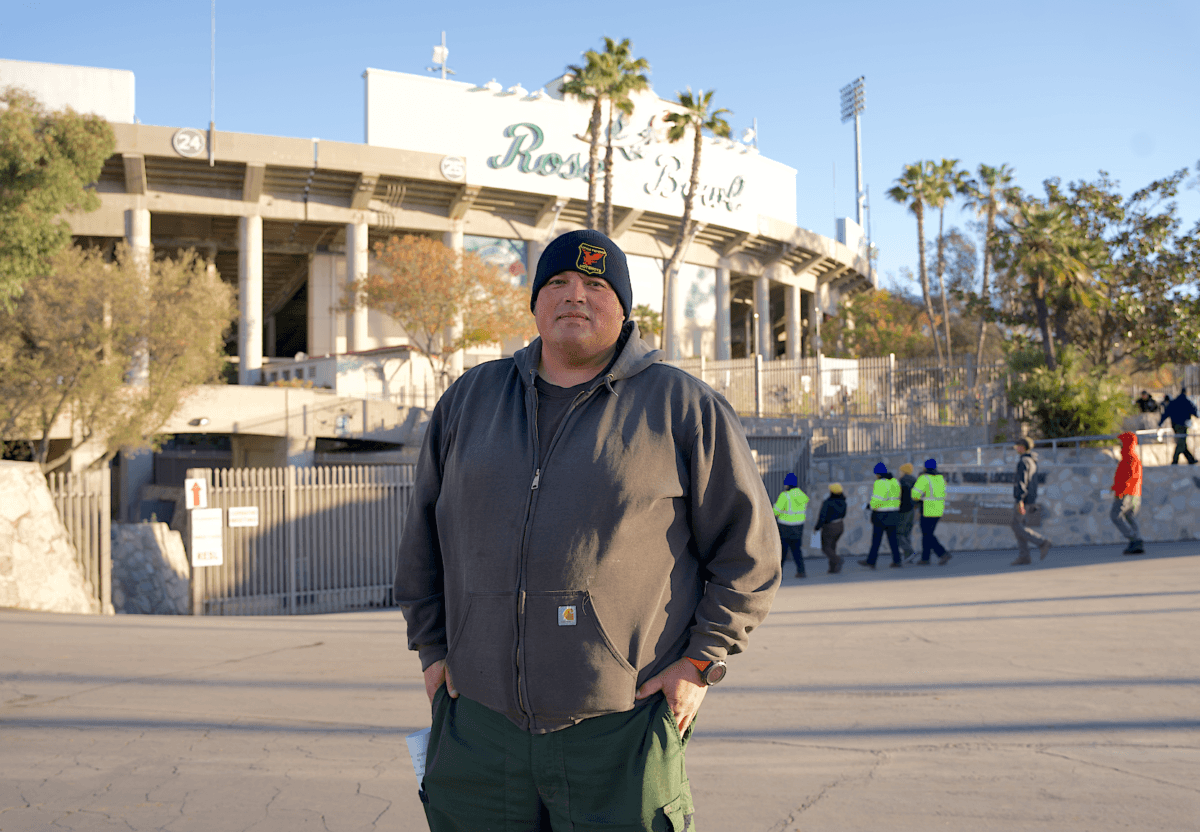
[558,605,577,626]
[576,243,606,275]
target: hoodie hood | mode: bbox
[1119,432,1138,454]
[514,320,662,390]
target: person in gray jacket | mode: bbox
[393,229,782,831]
[1011,436,1053,565]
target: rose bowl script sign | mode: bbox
[363,68,797,234]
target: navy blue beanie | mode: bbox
[924,458,937,470]
[530,229,632,320]
[873,462,888,475]
[784,473,798,488]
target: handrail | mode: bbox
[813,426,1196,468]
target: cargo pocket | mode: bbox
[444,591,516,717]
[660,795,692,831]
[523,590,637,719]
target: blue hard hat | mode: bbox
[873,462,888,475]
[924,458,937,469]
[783,473,798,487]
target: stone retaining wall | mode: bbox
[807,461,1200,557]
[111,522,191,615]
[0,461,101,614]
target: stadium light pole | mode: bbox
[839,76,866,226]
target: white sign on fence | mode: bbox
[190,507,224,567]
[184,477,208,509]
[227,506,260,528]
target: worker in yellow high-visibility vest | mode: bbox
[911,458,952,566]
[773,473,809,578]
[859,462,903,569]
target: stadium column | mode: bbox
[444,223,465,380]
[785,284,801,360]
[753,273,771,361]
[346,220,370,352]
[238,215,263,385]
[120,207,154,522]
[715,265,731,360]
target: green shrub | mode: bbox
[1006,342,1127,439]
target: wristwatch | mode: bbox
[686,657,728,686]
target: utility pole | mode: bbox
[839,76,866,226]
[208,0,216,167]
[427,32,455,80]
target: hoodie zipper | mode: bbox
[513,370,612,726]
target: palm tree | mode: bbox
[994,200,1097,370]
[561,50,610,231]
[596,38,649,236]
[926,158,968,360]
[660,88,731,359]
[887,162,944,365]
[960,163,1017,369]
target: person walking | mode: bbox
[896,463,918,564]
[774,473,809,578]
[911,458,951,565]
[1010,436,1053,565]
[813,483,848,573]
[392,229,781,831]
[859,462,903,569]
[1158,387,1198,465]
[1111,431,1145,554]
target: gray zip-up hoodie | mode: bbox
[393,322,782,733]
[1013,450,1040,504]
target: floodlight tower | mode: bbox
[839,76,866,226]
[427,31,456,79]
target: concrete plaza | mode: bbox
[2,541,1198,831]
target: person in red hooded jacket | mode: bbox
[1110,432,1144,555]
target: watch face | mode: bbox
[704,661,727,685]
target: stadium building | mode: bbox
[2,57,873,516]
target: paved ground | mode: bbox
[2,541,1199,831]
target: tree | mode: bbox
[960,163,1018,371]
[0,244,234,471]
[596,38,650,236]
[630,303,661,343]
[356,235,537,392]
[1047,170,1200,371]
[887,162,944,365]
[660,88,731,359]
[1005,341,1127,439]
[821,288,937,359]
[926,158,969,359]
[0,87,115,307]
[992,198,1100,371]
[561,51,609,231]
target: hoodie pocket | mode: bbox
[445,591,516,717]
[522,590,637,719]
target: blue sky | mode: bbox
[5,0,1197,290]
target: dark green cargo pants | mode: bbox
[421,687,695,831]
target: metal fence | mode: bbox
[669,354,1013,430]
[185,464,414,615]
[747,434,811,498]
[47,469,112,613]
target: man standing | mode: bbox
[911,458,951,565]
[895,463,918,563]
[859,462,902,569]
[1159,387,1198,465]
[1111,432,1145,554]
[393,229,782,831]
[1010,437,1052,565]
